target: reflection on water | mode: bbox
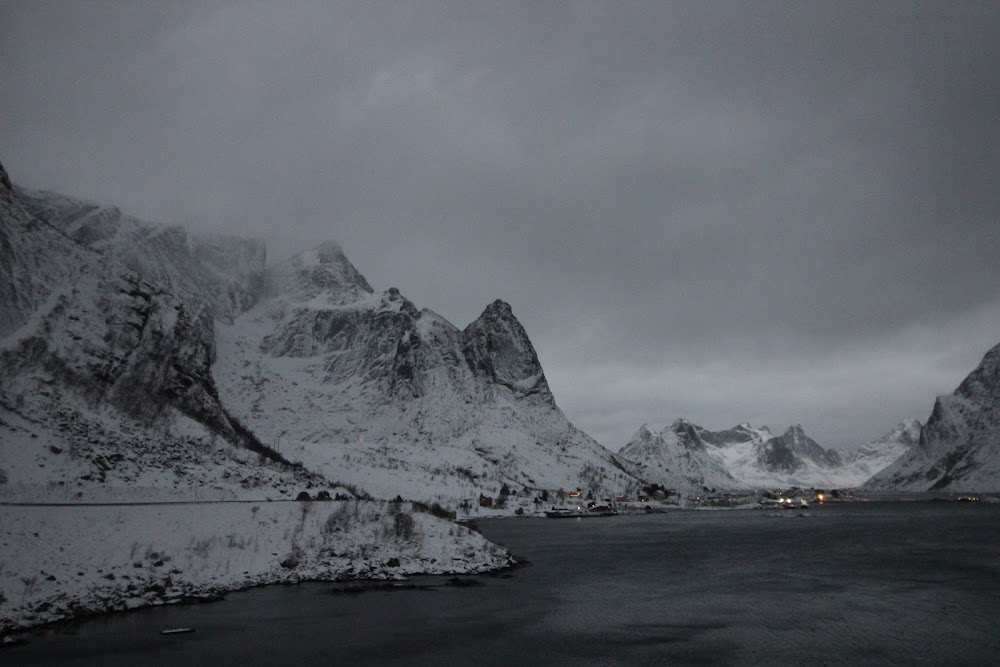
[7,503,1000,665]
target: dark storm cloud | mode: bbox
[2,1,998,448]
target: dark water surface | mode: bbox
[7,502,1000,665]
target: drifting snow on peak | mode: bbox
[12,186,266,323]
[870,419,922,447]
[627,423,656,445]
[267,241,373,304]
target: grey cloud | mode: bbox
[2,1,997,449]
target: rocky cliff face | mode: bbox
[0,162,321,500]
[0,162,12,199]
[462,299,553,400]
[869,344,1000,492]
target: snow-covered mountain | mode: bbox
[868,343,1000,492]
[1,161,641,504]
[213,242,641,502]
[700,422,848,489]
[619,417,918,490]
[617,420,742,492]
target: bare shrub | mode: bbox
[329,481,372,500]
[393,512,415,540]
[280,545,303,569]
[191,538,212,558]
[20,575,38,602]
[323,501,355,534]
[411,501,456,521]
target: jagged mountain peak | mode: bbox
[268,241,373,303]
[3,168,643,505]
[462,300,552,401]
[785,424,806,437]
[629,423,656,444]
[484,298,513,314]
[758,424,842,472]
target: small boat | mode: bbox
[160,628,195,635]
[544,508,587,518]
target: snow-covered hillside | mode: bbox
[868,343,1000,492]
[0,500,513,633]
[213,243,642,503]
[619,418,919,490]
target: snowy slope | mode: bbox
[0,500,513,633]
[868,343,1000,492]
[841,419,921,482]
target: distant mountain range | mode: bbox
[617,419,923,490]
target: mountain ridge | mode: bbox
[618,418,922,490]
[868,343,1000,492]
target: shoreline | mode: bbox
[0,500,514,638]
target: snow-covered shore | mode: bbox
[0,500,514,636]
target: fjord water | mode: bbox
[9,502,999,665]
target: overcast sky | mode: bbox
[2,1,998,449]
